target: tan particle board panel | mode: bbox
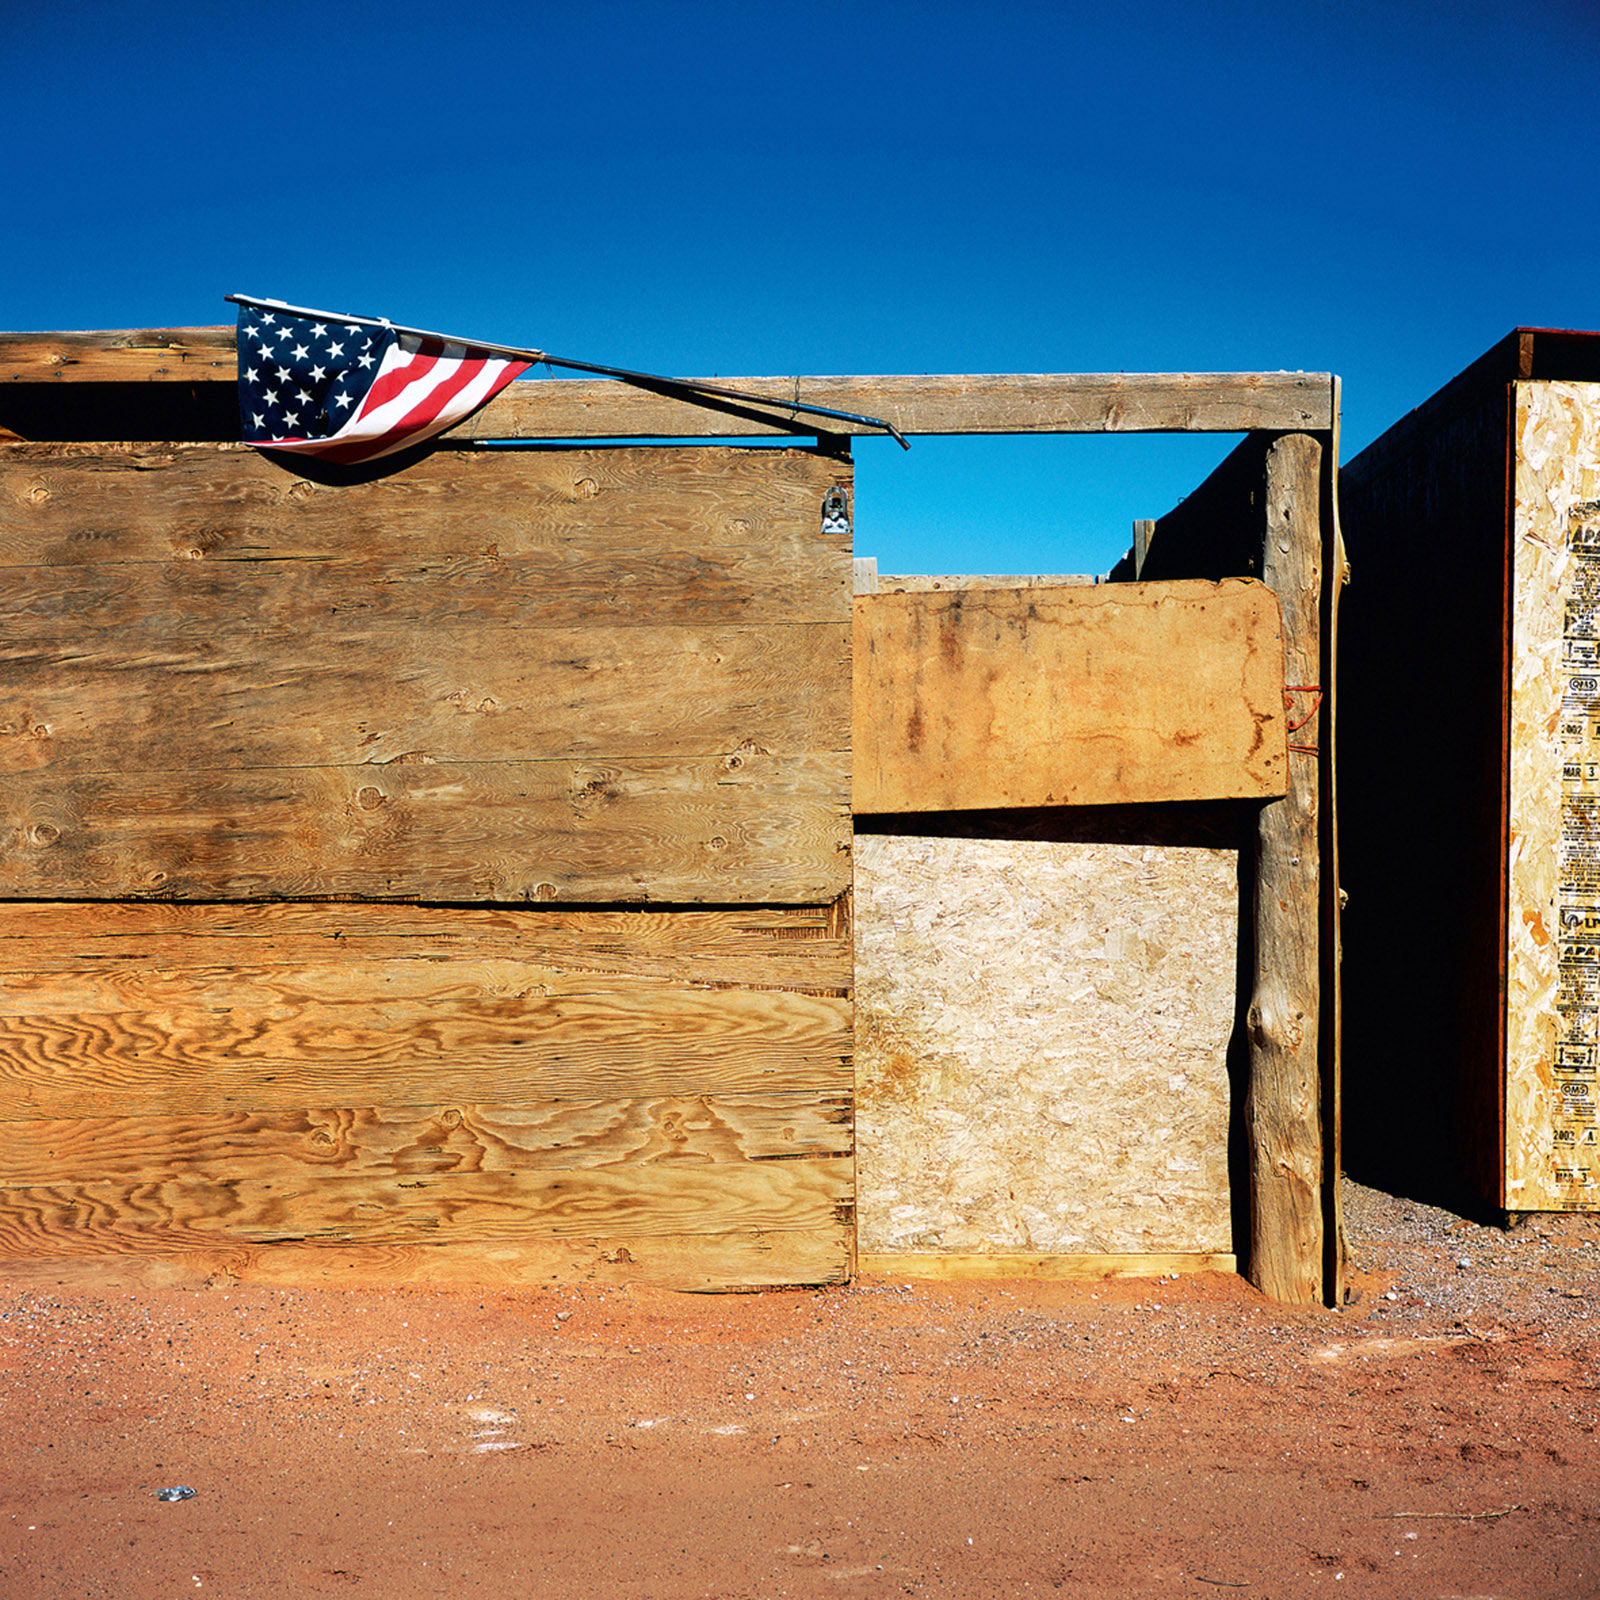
[0,901,853,1284]
[853,579,1285,813]
[0,443,851,904]
[855,833,1236,1257]
[1508,381,1600,1209]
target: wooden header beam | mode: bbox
[853,579,1288,813]
[0,327,1336,437]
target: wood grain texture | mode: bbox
[853,579,1286,812]
[0,328,235,381]
[0,899,851,987]
[1,1096,852,1184]
[0,752,851,902]
[0,619,849,772]
[0,443,851,623]
[475,372,1336,439]
[0,443,851,903]
[0,904,852,1119]
[0,900,853,1286]
[0,331,1335,432]
[0,1159,850,1254]
[0,1229,851,1291]
[1248,432,1325,1304]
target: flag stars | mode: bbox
[292,344,310,361]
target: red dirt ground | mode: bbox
[2,1180,1598,1599]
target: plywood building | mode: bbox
[1342,329,1600,1215]
[0,328,1341,1300]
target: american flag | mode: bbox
[236,301,529,464]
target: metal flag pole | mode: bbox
[226,295,910,449]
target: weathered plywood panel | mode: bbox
[853,579,1285,813]
[0,1160,849,1255]
[0,1231,851,1293]
[1507,381,1600,1211]
[855,833,1236,1256]
[0,443,851,904]
[0,901,853,1284]
[0,752,849,903]
[0,903,852,1119]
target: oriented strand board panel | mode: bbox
[853,579,1285,813]
[855,833,1236,1256]
[0,442,851,904]
[0,901,853,1287]
[1507,381,1600,1210]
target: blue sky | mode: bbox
[6,0,1598,574]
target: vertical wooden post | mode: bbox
[1132,519,1156,579]
[1248,431,1325,1303]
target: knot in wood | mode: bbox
[355,786,385,811]
[28,822,60,847]
[573,477,599,499]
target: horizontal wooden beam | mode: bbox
[1,327,237,381]
[854,578,1288,813]
[0,328,1335,434]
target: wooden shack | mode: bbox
[1341,329,1600,1217]
[0,328,1341,1300]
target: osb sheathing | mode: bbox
[1508,380,1600,1211]
[854,833,1237,1255]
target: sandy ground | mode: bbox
[2,1179,1597,1600]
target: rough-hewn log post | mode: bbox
[1248,431,1325,1302]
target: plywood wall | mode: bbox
[1507,381,1600,1210]
[855,833,1237,1257]
[0,443,855,1287]
[0,443,851,904]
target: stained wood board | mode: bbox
[853,578,1286,813]
[0,901,854,1285]
[0,443,851,904]
[1506,380,1600,1211]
